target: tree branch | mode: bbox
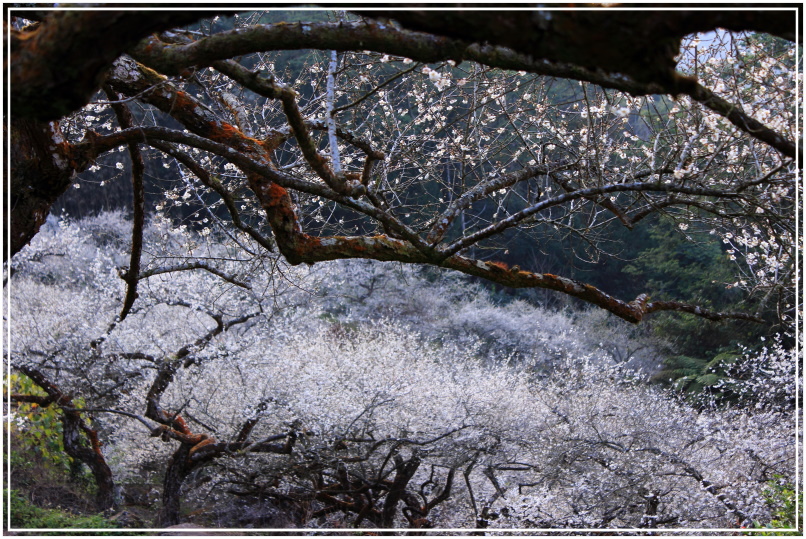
[442,180,742,257]
[100,54,778,325]
[9,10,209,121]
[147,139,276,253]
[129,17,796,158]
[103,85,145,322]
[11,365,116,510]
[138,261,252,289]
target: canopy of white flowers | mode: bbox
[4,7,800,533]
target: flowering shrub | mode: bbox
[6,214,798,530]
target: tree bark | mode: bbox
[366,9,798,85]
[7,120,75,260]
[157,444,194,527]
[128,18,797,159]
[8,11,209,122]
[381,454,421,527]
[6,10,797,261]
[100,55,768,325]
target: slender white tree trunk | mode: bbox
[326,49,341,174]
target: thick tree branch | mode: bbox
[246,176,762,324]
[83,57,773,326]
[8,10,208,121]
[130,21,466,76]
[7,120,90,260]
[366,9,798,79]
[129,17,796,157]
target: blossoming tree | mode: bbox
[6,216,797,529]
[4,5,800,532]
[6,7,798,324]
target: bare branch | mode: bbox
[103,85,145,323]
[442,180,741,257]
[138,261,251,289]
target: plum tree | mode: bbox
[4,6,798,325]
[4,5,800,532]
[6,215,797,529]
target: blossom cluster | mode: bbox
[7,213,798,530]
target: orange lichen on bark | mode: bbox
[188,436,216,457]
[182,432,208,446]
[265,181,296,219]
[207,121,241,141]
[247,175,313,264]
[151,420,213,451]
[171,90,198,113]
[173,415,190,434]
[85,427,104,457]
[203,120,274,160]
[158,410,191,434]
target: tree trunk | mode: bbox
[9,11,210,122]
[157,444,195,527]
[14,366,117,511]
[6,119,77,260]
[381,455,421,528]
[61,414,116,511]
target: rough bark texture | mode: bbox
[367,9,799,85]
[158,444,195,527]
[8,10,207,121]
[381,455,421,527]
[127,16,797,159]
[7,119,80,260]
[9,8,796,124]
[102,56,767,325]
[6,9,798,260]
[6,9,786,323]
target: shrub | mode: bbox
[752,476,802,535]
[5,489,119,533]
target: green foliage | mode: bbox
[623,216,757,357]
[751,476,802,535]
[653,350,745,406]
[6,373,73,473]
[5,489,119,533]
[623,216,737,306]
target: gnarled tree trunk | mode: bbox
[6,120,77,260]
